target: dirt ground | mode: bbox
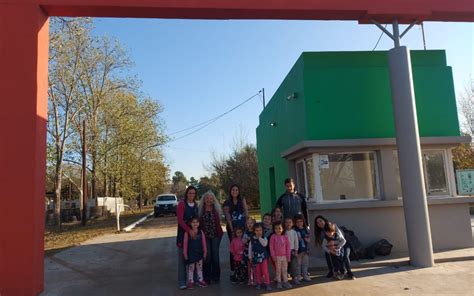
[44,210,151,255]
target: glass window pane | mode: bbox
[393,150,449,197]
[424,151,448,196]
[393,151,402,198]
[296,162,305,194]
[320,152,378,200]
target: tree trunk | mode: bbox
[91,151,97,203]
[54,163,62,229]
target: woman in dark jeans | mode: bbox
[198,190,223,284]
[223,184,248,282]
[314,215,355,280]
[176,186,199,289]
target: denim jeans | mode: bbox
[203,236,222,282]
[324,251,333,273]
[325,245,352,274]
[343,245,353,274]
[177,247,187,287]
[226,225,235,272]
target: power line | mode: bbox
[372,24,388,51]
[167,90,262,143]
[164,145,209,153]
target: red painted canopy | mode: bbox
[11,0,474,23]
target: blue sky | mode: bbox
[92,19,473,179]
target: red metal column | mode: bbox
[0,4,49,296]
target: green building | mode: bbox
[256,51,472,253]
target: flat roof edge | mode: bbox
[281,136,472,159]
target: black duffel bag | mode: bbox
[368,239,393,258]
[340,226,367,260]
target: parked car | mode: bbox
[154,193,178,217]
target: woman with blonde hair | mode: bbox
[198,190,224,284]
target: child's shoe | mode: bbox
[336,271,345,280]
[266,284,273,291]
[179,284,187,290]
[292,277,300,285]
[276,282,283,289]
[303,275,312,282]
[186,282,194,290]
[283,282,292,289]
[255,284,262,290]
[197,281,208,287]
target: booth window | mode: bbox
[295,158,315,198]
[393,150,449,197]
[319,152,378,201]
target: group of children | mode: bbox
[182,208,353,291]
[229,209,312,290]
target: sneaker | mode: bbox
[292,278,300,285]
[303,275,312,282]
[283,282,293,289]
[186,282,194,289]
[347,273,357,280]
[276,282,283,289]
[255,284,262,290]
[179,285,187,290]
[230,275,238,284]
[197,281,208,287]
[266,284,273,291]
[336,272,345,280]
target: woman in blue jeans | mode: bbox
[198,190,223,284]
[314,215,355,280]
[176,186,199,289]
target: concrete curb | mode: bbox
[123,211,154,232]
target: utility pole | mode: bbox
[82,120,88,226]
[262,88,266,109]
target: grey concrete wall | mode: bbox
[308,201,472,259]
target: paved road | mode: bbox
[43,215,474,295]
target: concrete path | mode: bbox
[43,216,474,295]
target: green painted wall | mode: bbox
[257,50,460,213]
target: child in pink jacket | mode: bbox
[229,226,247,283]
[269,221,292,289]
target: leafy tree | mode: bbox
[453,79,474,170]
[47,18,92,227]
[210,144,259,208]
[171,171,188,198]
[47,18,168,222]
[197,174,222,200]
[189,177,199,188]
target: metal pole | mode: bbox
[392,19,401,47]
[387,20,434,267]
[262,88,266,109]
[421,22,427,50]
[82,120,88,226]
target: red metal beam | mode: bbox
[10,0,474,23]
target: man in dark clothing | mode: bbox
[276,178,309,225]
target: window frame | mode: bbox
[299,151,381,203]
[392,148,453,198]
[422,149,451,197]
